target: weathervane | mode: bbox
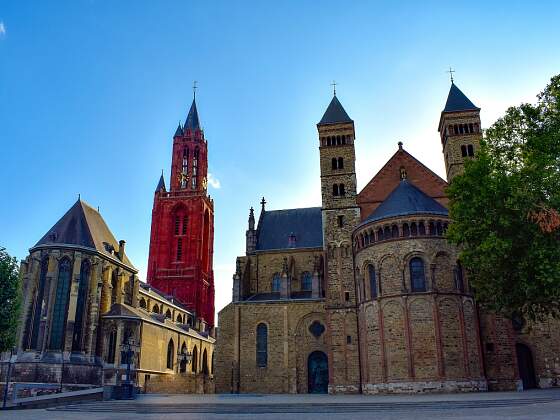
[446,67,455,83]
[331,80,337,96]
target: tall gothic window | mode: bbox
[301,272,312,291]
[410,257,426,292]
[174,216,180,235]
[107,329,117,363]
[455,261,465,292]
[166,339,174,369]
[192,148,199,189]
[49,257,72,350]
[72,259,90,352]
[29,257,49,350]
[256,323,268,367]
[181,148,189,189]
[368,264,377,299]
[272,273,281,292]
[192,346,198,373]
[182,215,188,235]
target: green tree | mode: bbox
[0,247,21,352]
[446,75,560,322]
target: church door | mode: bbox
[308,351,328,394]
[516,343,537,390]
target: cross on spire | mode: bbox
[260,197,266,211]
[330,80,338,96]
[446,67,455,83]
[193,80,198,99]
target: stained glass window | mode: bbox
[72,259,90,352]
[256,323,268,367]
[368,264,377,298]
[29,257,49,350]
[49,257,72,350]
[410,257,426,292]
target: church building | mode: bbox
[215,83,560,394]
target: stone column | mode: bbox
[41,251,60,353]
[85,258,102,359]
[131,275,139,308]
[116,271,126,305]
[232,273,240,302]
[100,264,113,314]
[312,271,321,299]
[17,256,38,351]
[280,272,289,299]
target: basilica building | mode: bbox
[215,83,560,394]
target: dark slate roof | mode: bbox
[318,95,353,125]
[256,207,323,251]
[174,122,183,137]
[184,99,200,131]
[443,83,479,113]
[33,199,135,268]
[363,180,448,224]
[155,173,166,192]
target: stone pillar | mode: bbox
[86,258,102,359]
[232,273,240,302]
[63,252,81,353]
[131,275,139,308]
[17,255,38,351]
[116,271,126,305]
[312,271,321,299]
[100,265,113,315]
[280,273,289,299]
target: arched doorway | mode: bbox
[516,343,537,389]
[202,349,209,375]
[307,351,328,394]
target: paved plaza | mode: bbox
[1,389,560,419]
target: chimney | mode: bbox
[118,240,126,261]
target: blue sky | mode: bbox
[1,1,559,318]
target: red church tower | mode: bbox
[147,96,215,329]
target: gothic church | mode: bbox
[215,83,560,394]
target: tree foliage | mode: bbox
[446,75,560,322]
[0,247,21,352]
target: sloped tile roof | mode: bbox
[443,83,479,113]
[318,95,353,125]
[184,99,200,131]
[256,207,323,251]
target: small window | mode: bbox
[469,123,474,133]
[410,222,418,236]
[139,298,147,309]
[419,222,426,235]
[338,157,344,169]
[344,291,350,302]
[346,335,352,344]
[384,226,391,239]
[165,309,172,319]
[391,224,399,237]
[461,145,467,157]
[467,144,474,156]
[339,184,345,196]
[331,158,337,170]
[368,264,377,299]
[485,343,495,353]
[332,184,339,196]
[256,323,268,367]
[377,228,384,241]
[272,273,281,292]
[337,215,344,227]
[410,257,426,292]
[403,223,410,237]
[152,304,159,313]
[301,272,312,291]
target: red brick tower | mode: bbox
[147,97,215,329]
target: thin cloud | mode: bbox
[208,173,221,189]
[0,22,6,37]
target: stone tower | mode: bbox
[147,98,215,329]
[438,82,482,182]
[317,94,361,393]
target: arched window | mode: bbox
[410,222,418,236]
[152,304,159,313]
[467,144,474,156]
[272,273,281,292]
[368,265,377,299]
[49,257,72,350]
[211,352,215,374]
[256,323,268,367]
[410,257,426,292]
[331,158,337,170]
[364,232,370,245]
[419,222,426,235]
[459,124,464,134]
[166,339,174,369]
[436,221,443,236]
[392,224,399,237]
[336,135,341,145]
[181,148,189,189]
[338,157,344,169]
[107,329,117,364]
[202,349,209,375]
[72,259,90,352]
[29,257,49,350]
[454,124,458,134]
[469,123,474,133]
[180,343,187,372]
[192,346,198,373]
[377,228,384,241]
[339,184,345,196]
[384,226,391,239]
[403,223,410,237]
[461,145,467,157]
[428,221,435,235]
[369,231,375,244]
[455,261,464,292]
[165,309,172,319]
[139,298,147,309]
[177,314,183,323]
[192,148,199,189]
[332,184,339,196]
[301,272,312,291]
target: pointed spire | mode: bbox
[155,170,166,193]
[443,83,479,113]
[248,207,255,230]
[174,121,183,137]
[318,95,353,126]
[184,98,201,131]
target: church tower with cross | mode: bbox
[146,89,216,330]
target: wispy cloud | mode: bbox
[208,173,221,189]
[0,22,6,37]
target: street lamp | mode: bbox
[177,348,192,373]
[120,337,140,399]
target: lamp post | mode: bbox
[120,337,139,399]
[177,348,192,374]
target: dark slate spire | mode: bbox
[363,180,448,223]
[174,122,183,137]
[318,95,353,125]
[155,171,166,192]
[184,99,201,131]
[443,83,480,113]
